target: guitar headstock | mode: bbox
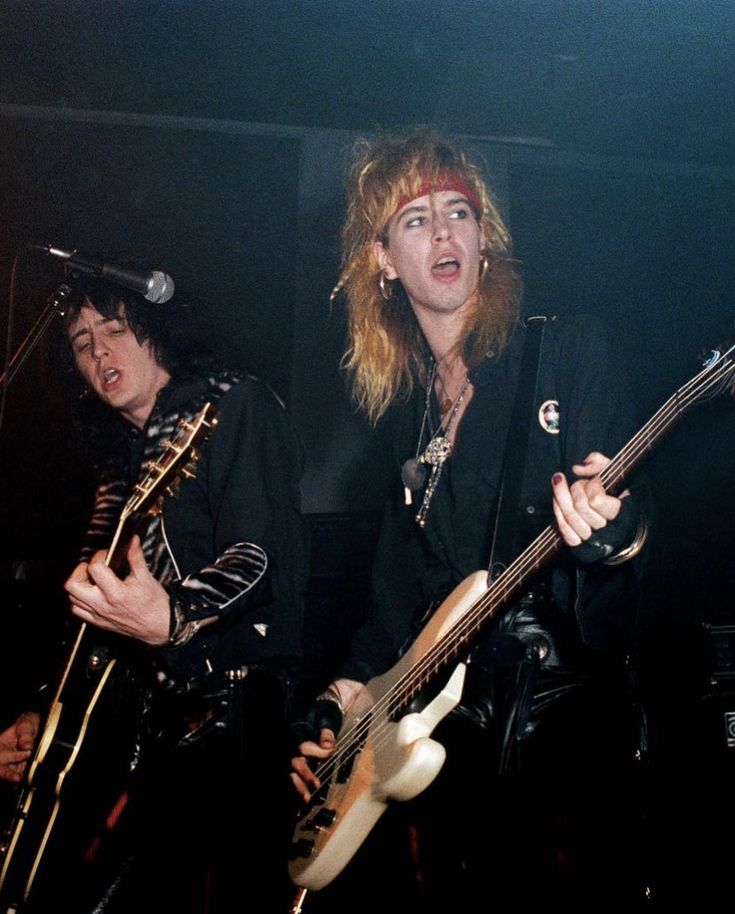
[691,337,735,404]
[123,401,218,521]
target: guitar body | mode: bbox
[0,625,137,912]
[0,403,217,912]
[289,571,489,891]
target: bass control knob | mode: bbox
[289,838,315,860]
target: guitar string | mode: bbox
[302,350,735,800]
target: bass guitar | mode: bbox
[0,402,217,912]
[289,340,735,892]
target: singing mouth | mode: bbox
[102,367,121,386]
[432,255,460,275]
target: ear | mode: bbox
[372,240,399,280]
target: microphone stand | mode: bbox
[0,282,73,391]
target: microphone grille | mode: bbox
[147,271,175,304]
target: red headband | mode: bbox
[391,172,483,221]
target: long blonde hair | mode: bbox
[335,127,522,425]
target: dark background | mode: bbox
[0,1,734,905]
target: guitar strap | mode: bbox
[486,314,548,579]
[485,315,551,773]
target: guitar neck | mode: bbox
[104,515,147,577]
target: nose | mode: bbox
[432,211,452,241]
[91,335,110,362]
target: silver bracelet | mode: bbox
[167,600,202,648]
[315,688,343,713]
[603,518,649,566]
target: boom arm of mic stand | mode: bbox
[0,282,73,390]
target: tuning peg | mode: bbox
[164,479,182,500]
[180,452,200,478]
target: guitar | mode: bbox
[288,341,735,892]
[0,401,217,912]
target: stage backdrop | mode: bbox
[1,105,735,724]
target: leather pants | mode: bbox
[449,590,603,772]
[85,663,298,914]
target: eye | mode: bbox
[449,206,470,220]
[75,340,91,354]
[105,322,128,338]
[405,215,426,228]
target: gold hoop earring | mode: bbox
[379,272,393,301]
[480,251,491,280]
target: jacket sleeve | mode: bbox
[552,314,650,649]
[162,378,308,627]
[78,479,128,563]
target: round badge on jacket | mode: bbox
[538,400,560,434]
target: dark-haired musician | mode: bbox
[0,273,308,913]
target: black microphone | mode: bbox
[36,245,176,304]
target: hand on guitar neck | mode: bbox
[65,535,171,646]
[65,535,218,646]
[551,451,629,544]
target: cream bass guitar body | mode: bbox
[289,339,735,893]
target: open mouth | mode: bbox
[102,367,121,387]
[432,256,460,276]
